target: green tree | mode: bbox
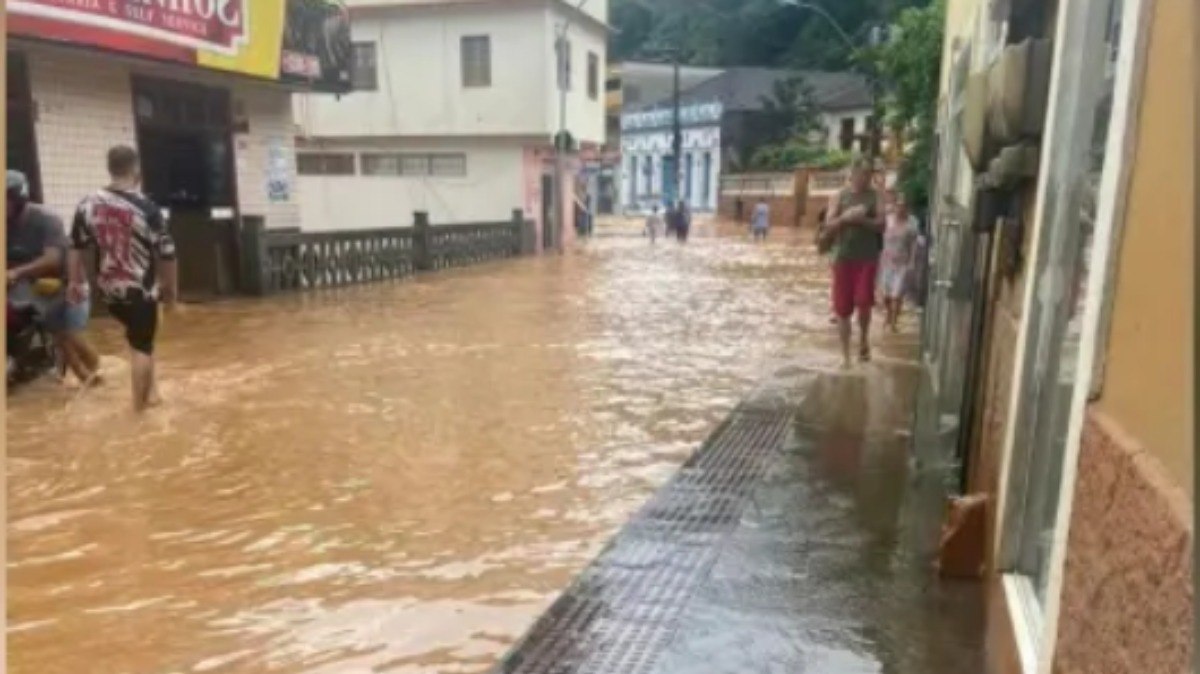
[867,0,944,211]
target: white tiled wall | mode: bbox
[230,84,301,231]
[27,48,137,220]
[22,43,300,231]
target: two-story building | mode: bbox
[293,0,608,251]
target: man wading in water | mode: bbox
[819,159,884,368]
[68,145,178,412]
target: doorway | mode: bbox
[132,77,238,299]
[541,174,555,251]
[7,52,42,203]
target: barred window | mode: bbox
[297,153,356,176]
[461,35,491,88]
[361,153,402,176]
[352,42,377,91]
[430,154,467,177]
[360,153,467,177]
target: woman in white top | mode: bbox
[879,194,919,332]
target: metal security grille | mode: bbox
[493,408,792,674]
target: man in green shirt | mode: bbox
[823,159,885,367]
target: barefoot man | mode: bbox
[68,145,178,411]
[823,159,884,367]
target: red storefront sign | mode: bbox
[10,0,249,55]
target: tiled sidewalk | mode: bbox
[492,358,987,674]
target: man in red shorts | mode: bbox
[823,159,884,367]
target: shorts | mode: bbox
[108,295,158,355]
[832,259,878,319]
[879,263,908,298]
[9,282,90,333]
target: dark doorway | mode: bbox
[541,174,555,251]
[7,52,43,203]
[132,77,238,299]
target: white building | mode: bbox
[294,0,608,249]
[619,103,723,214]
[617,67,872,215]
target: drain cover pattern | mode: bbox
[493,409,793,674]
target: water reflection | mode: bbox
[9,222,863,674]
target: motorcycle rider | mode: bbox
[6,170,100,385]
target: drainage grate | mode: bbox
[493,408,792,674]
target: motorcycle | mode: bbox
[6,281,61,390]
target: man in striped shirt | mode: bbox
[68,145,178,412]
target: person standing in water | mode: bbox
[751,199,770,241]
[821,159,884,367]
[879,193,919,332]
[645,204,663,243]
[68,145,178,412]
[677,201,691,243]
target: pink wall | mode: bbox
[523,146,579,253]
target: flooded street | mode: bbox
[7,222,895,674]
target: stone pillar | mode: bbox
[238,215,268,296]
[414,211,431,271]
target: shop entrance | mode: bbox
[132,77,238,299]
[7,51,43,203]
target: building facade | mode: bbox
[5,1,351,299]
[293,0,608,250]
[617,67,873,216]
[917,1,1194,673]
[619,102,723,214]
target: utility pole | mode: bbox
[552,0,591,254]
[671,55,682,207]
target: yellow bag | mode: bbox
[33,278,63,297]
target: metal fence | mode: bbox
[242,210,532,294]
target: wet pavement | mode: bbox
[494,309,987,673]
[9,220,889,674]
[8,219,984,674]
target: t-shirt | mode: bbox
[833,188,883,262]
[7,204,68,280]
[752,203,770,230]
[70,187,176,301]
[882,214,919,267]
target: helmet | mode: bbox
[6,170,30,222]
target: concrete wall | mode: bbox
[296,138,527,230]
[1090,0,1195,498]
[20,42,301,231]
[296,0,606,146]
[1052,2,1195,672]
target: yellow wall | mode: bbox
[1096,0,1195,497]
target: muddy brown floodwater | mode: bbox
[8,222,895,674]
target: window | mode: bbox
[839,117,856,151]
[361,153,402,176]
[297,153,356,176]
[701,153,712,204]
[430,154,467,176]
[361,153,468,177]
[1001,0,1128,635]
[461,35,491,88]
[587,52,599,100]
[352,42,377,91]
[557,38,572,90]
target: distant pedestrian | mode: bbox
[819,158,884,367]
[645,204,663,243]
[879,194,919,332]
[676,201,691,242]
[751,199,770,241]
